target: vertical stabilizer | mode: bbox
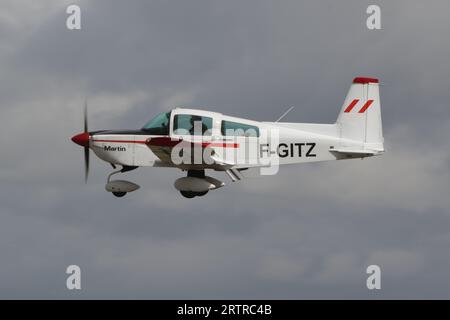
[336,77,383,152]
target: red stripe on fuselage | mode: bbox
[208,142,239,148]
[92,139,239,148]
[92,139,147,144]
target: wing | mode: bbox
[146,137,238,169]
[146,137,255,184]
[146,137,180,164]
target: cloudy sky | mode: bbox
[1,0,450,299]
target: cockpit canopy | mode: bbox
[142,109,260,137]
[141,110,213,136]
[141,111,171,135]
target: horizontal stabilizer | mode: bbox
[330,147,383,158]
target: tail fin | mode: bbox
[336,77,384,153]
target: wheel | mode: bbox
[112,191,127,197]
[180,191,196,198]
[194,191,208,197]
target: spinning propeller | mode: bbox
[71,101,90,182]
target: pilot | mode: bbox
[189,116,208,135]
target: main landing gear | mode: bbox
[178,170,209,198]
[180,190,209,198]
[105,165,140,198]
[112,191,127,198]
[175,170,225,199]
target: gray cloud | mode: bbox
[1,0,450,299]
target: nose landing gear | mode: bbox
[105,166,140,198]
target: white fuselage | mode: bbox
[89,108,350,171]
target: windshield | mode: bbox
[141,111,171,135]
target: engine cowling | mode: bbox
[174,176,225,192]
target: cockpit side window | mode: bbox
[141,111,171,135]
[173,114,212,136]
[221,120,260,137]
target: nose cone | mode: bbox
[71,132,90,147]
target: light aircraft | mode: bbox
[71,77,384,198]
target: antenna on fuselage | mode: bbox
[275,106,295,122]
